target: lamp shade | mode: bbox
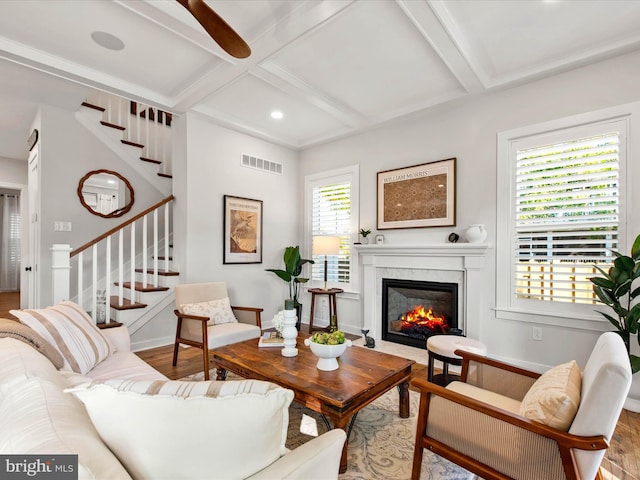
[313,236,341,256]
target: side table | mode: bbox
[308,288,344,333]
[426,335,487,386]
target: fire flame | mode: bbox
[400,305,447,331]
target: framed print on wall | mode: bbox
[223,195,263,264]
[377,158,456,230]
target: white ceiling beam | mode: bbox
[397,0,486,94]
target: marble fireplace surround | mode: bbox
[356,244,490,350]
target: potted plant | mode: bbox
[590,233,640,373]
[360,228,372,244]
[266,246,314,329]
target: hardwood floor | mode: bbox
[0,291,19,320]
[137,341,640,480]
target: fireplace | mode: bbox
[381,278,458,349]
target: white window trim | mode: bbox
[496,103,640,331]
[304,165,360,294]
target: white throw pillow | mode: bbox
[68,378,293,480]
[180,297,238,325]
[519,360,582,431]
[10,301,113,375]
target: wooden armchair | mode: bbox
[173,282,262,380]
[412,332,632,480]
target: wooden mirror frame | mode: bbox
[77,169,134,218]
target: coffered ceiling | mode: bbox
[1,0,639,160]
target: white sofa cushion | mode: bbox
[180,296,238,325]
[68,378,294,480]
[0,339,132,480]
[11,301,113,374]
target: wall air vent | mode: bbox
[241,153,283,175]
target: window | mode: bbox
[515,132,620,304]
[497,107,633,324]
[305,165,359,291]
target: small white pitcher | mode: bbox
[465,224,487,243]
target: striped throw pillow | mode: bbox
[11,301,113,374]
[68,379,293,480]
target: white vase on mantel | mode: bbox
[465,224,487,244]
[281,308,298,357]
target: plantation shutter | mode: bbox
[514,132,620,304]
[311,182,351,284]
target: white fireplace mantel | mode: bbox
[355,243,491,344]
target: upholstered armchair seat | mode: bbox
[173,282,262,380]
[412,332,632,480]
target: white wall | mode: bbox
[36,104,166,307]
[300,50,640,375]
[173,113,301,324]
[0,156,27,184]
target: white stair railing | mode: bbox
[52,196,174,325]
[84,90,173,176]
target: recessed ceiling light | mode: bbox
[91,31,125,51]
[270,111,284,120]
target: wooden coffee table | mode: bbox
[211,333,415,473]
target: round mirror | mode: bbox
[77,169,134,218]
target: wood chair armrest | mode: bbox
[173,309,209,322]
[231,306,263,328]
[411,376,607,451]
[454,349,541,380]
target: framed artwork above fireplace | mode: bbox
[376,158,456,229]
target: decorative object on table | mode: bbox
[362,329,376,349]
[312,235,340,290]
[223,195,263,264]
[266,246,314,330]
[448,232,459,243]
[281,308,298,357]
[377,158,456,230]
[465,224,487,243]
[258,331,284,348]
[304,330,352,371]
[590,232,640,373]
[375,234,384,245]
[359,228,371,244]
[271,310,285,335]
[95,289,107,323]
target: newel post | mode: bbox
[51,244,72,304]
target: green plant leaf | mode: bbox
[627,305,640,333]
[265,268,292,283]
[630,354,640,374]
[593,265,611,278]
[597,311,622,330]
[614,255,636,274]
[630,285,640,300]
[283,246,302,275]
[632,233,640,259]
[293,277,310,284]
[615,279,632,297]
[590,276,615,290]
[593,285,615,306]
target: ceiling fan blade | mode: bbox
[177,0,251,59]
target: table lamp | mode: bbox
[313,236,341,291]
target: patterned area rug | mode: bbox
[182,370,479,480]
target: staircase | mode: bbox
[52,91,180,333]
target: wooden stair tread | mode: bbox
[121,139,144,148]
[100,120,126,131]
[109,296,147,310]
[135,268,179,276]
[158,173,173,179]
[115,281,169,292]
[81,101,105,112]
[140,156,162,165]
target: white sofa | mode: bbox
[0,309,346,480]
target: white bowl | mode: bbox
[304,338,352,371]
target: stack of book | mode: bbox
[258,331,284,348]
